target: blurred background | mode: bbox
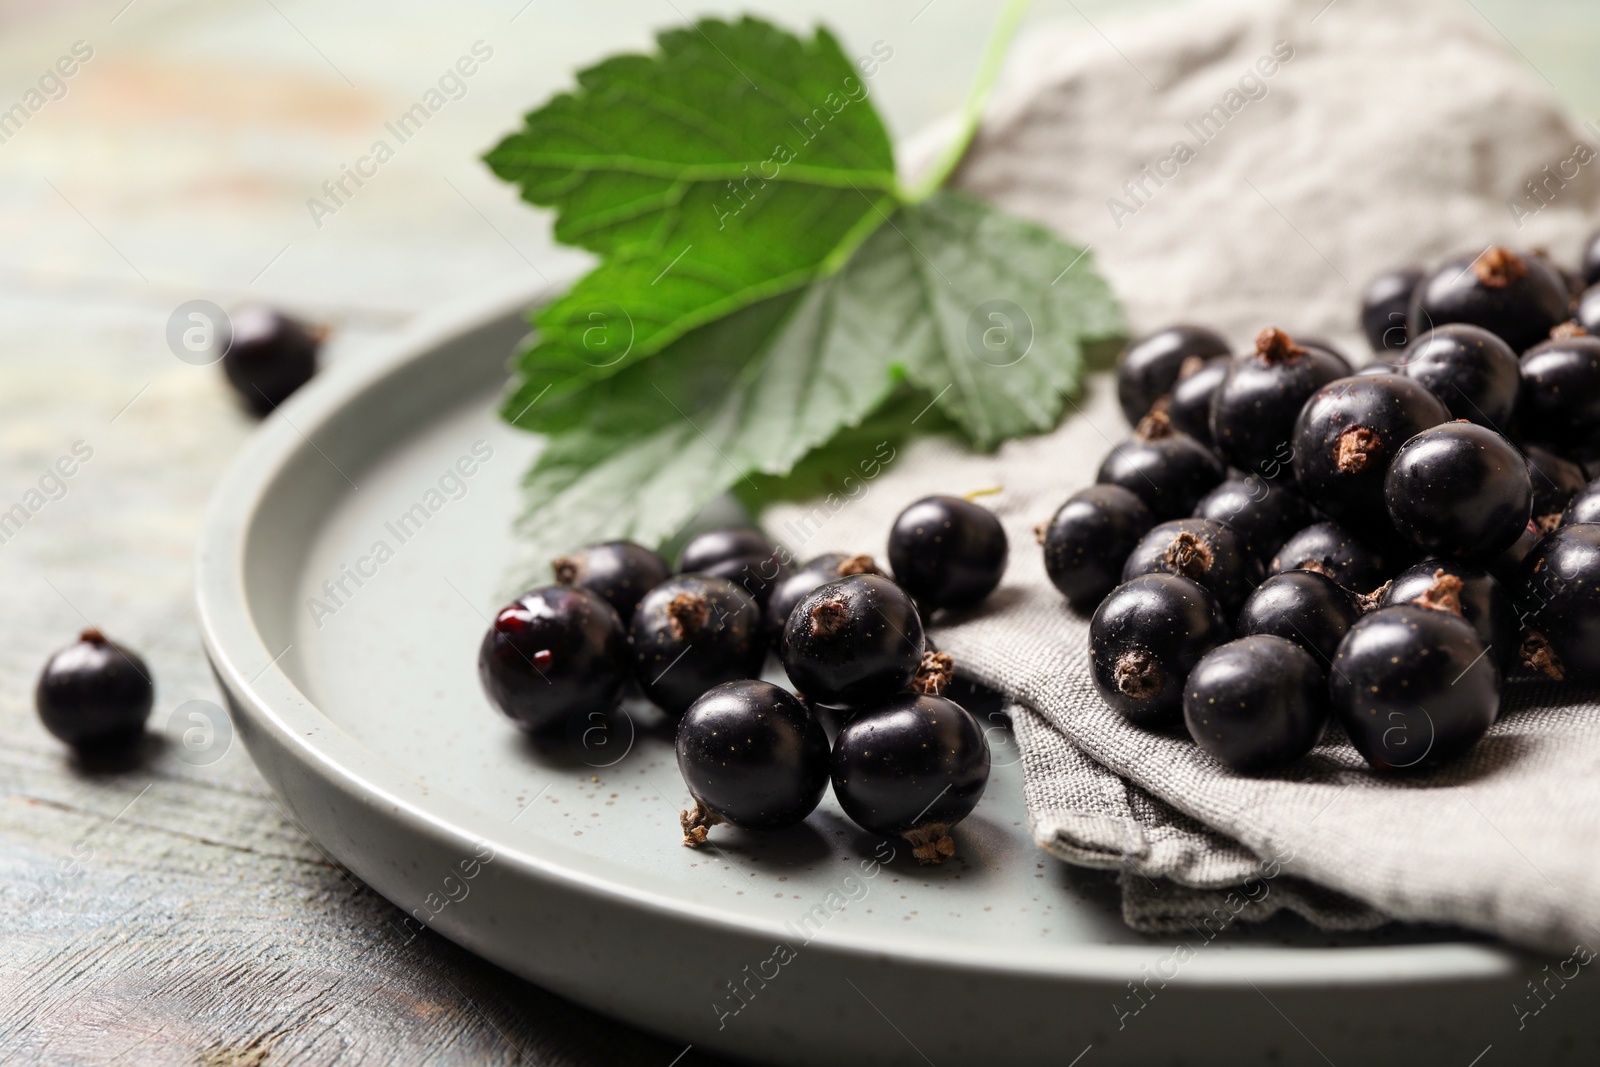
[1,1,1597,1064]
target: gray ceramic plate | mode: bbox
[197,280,1562,1066]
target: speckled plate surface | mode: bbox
[197,280,1562,1066]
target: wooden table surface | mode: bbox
[1,1,1595,1064]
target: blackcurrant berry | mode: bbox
[1089,574,1229,728]
[1236,570,1362,666]
[764,553,880,642]
[781,574,924,707]
[1330,578,1500,772]
[1097,409,1224,520]
[1184,635,1328,774]
[1384,422,1532,559]
[1409,247,1571,354]
[1292,374,1450,528]
[1361,266,1425,353]
[1115,324,1231,425]
[222,306,323,415]
[1519,333,1600,451]
[675,680,830,845]
[887,495,1008,612]
[676,526,789,606]
[1038,485,1154,609]
[1210,328,1349,476]
[1268,521,1391,594]
[1383,561,1517,668]
[1516,522,1600,683]
[630,576,764,716]
[1582,228,1600,288]
[551,540,669,624]
[1398,325,1520,432]
[1523,444,1587,532]
[1565,478,1600,527]
[1193,473,1311,561]
[479,586,629,733]
[831,693,989,864]
[1167,355,1230,446]
[1578,284,1600,335]
[1121,517,1262,616]
[36,629,154,750]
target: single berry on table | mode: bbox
[1192,473,1310,561]
[830,693,990,864]
[1516,522,1600,683]
[1292,374,1450,529]
[1210,327,1350,476]
[887,495,1008,612]
[630,576,764,716]
[781,573,924,708]
[1183,635,1329,774]
[1398,324,1520,431]
[676,526,789,606]
[1120,517,1263,616]
[1330,573,1500,772]
[1519,333,1600,451]
[36,629,154,750]
[764,552,880,642]
[1114,324,1231,425]
[1361,266,1425,353]
[1383,561,1517,668]
[221,305,324,415]
[1236,569,1363,666]
[1038,485,1155,609]
[1523,444,1587,533]
[551,540,669,624]
[675,679,830,846]
[1269,521,1392,594]
[1167,355,1230,446]
[1408,246,1572,354]
[1089,574,1229,728]
[1097,409,1224,520]
[479,586,629,733]
[1384,422,1532,559]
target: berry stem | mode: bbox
[902,822,957,865]
[679,798,725,848]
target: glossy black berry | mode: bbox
[1565,478,1600,527]
[1088,574,1229,728]
[479,586,629,733]
[1292,374,1450,528]
[830,694,989,864]
[1398,325,1520,432]
[1210,328,1350,476]
[1578,284,1600,334]
[1516,523,1600,683]
[222,306,322,415]
[1268,521,1391,594]
[1383,561,1517,669]
[1523,445,1587,532]
[764,552,880,642]
[1192,474,1310,561]
[1384,422,1532,559]
[781,574,924,708]
[630,576,763,716]
[1115,324,1231,425]
[1121,517,1262,616]
[1236,570,1362,666]
[551,541,669,624]
[675,680,830,845]
[1330,592,1500,772]
[1183,636,1328,774]
[1583,229,1600,287]
[1409,247,1571,354]
[888,495,1008,612]
[1039,485,1155,608]
[676,526,789,606]
[36,629,154,750]
[1097,409,1225,520]
[1519,334,1600,450]
[1361,266,1425,353]
[1167,355,1230,446]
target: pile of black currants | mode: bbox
[1045,240,1600,775]
[478,498,1008,863]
